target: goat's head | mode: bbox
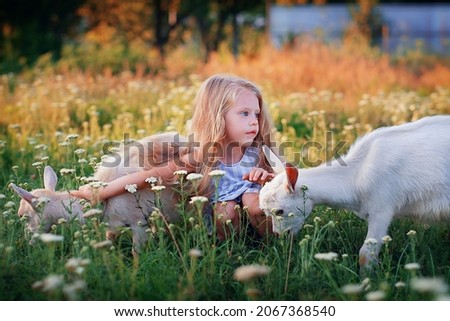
[260,164,313,234]
[260,146,314,234]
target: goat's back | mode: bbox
[344,116,450,220]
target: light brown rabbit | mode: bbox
[11,133,183,252]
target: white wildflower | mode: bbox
[395,281,406,288]
[341,284,364,295]
[63,280,87,300]
[314,252,338,261]
[208,170,226,177]
[124,184,137,194]
[4,201,16,209]
[186,173,203,181]
[32,274,64,293]
[32,161,43,168]
[151,185,166,192]
[65,258,91,274]
[60,168,76,175]
[382,235,392,243]
[65,134,79,141]
[40,233,64,243]
[189,196,208,204]
[366,290,386,301]
[92,240,113,249]
[410,277,448,294]
[234,264,270,282]
[57,218,67,224]
[174,170,188,176]
[407,230,417,237]
[145,176,158,185]
[364,238,378,245]
[405,263,421,271]
[189,249,202,258]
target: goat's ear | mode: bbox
[285,163,298,194]
[43,166,58,191]
[10,183,34,204]
[262,145,285,175]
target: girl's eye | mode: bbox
[241,111,249,116]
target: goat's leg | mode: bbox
[359,212,393,271]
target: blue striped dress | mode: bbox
[211,147,261,203]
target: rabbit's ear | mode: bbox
[10,183,34,204]
[44,166,58,191]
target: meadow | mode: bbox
[0,43,449,300]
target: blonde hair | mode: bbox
[189,74,274,196]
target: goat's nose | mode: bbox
[274,209,284,216]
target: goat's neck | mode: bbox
[299,162,358,212]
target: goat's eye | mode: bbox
[274,209,284,216]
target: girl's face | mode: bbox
[223,89,260,147]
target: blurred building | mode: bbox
[270,4,450,54]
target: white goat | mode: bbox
[10,132,182,251]
[260,115,450,267]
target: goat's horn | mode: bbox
[262,145,285,175]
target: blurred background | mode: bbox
[0,0,449,75]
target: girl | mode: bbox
[73,74,276,239]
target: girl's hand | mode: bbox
[243,168,276,186]
[70,184,102,205]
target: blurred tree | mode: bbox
[79,0,188,58]
[188,0,264,62]
[347,0,383,46]
[80,0,265,62]
[0,0,84,71]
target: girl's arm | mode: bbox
[72,158,189,203]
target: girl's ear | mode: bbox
[285,163,298,194]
